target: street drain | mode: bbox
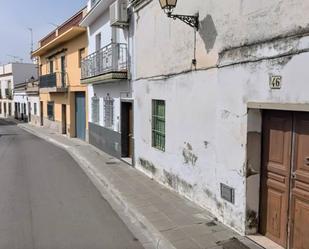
[106,161,118,165]
[217,238,250,249]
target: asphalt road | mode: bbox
[0,119,144,249]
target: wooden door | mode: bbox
[289,112,309,249]
[260,111,292,248]
[128,103,133,158]
[121,102,133,159]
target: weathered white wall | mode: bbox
[85,0,131,133]
[88,81,131,131]
[132,0,309,234]
[134,0,309,78]
[87,2,128,55]
[134,48,309,233]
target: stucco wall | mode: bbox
[134,48,309,234]
[132,0,309,234]
[133,0,309,79]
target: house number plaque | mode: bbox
[269,75,282,89]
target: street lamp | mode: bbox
[159,0,199,30]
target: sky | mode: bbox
[0,0,86,65]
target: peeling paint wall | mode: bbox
[133,0,309,79]
[132,0,309,235]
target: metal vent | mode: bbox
[220,183,235,204]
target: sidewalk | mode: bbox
[18,122,263,249]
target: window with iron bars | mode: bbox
[104,94,114,128]
[91,95,100,124]
[152,100,165,151]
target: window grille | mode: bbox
[152,100,165,151]
[92,95,100,124]
[104,94,114,128]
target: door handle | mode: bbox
[305,157,309,166]
[291,172,296,179]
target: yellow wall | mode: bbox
[38,32,88,138]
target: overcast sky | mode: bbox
[0,0,86,65]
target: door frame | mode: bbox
[246,108,309,249]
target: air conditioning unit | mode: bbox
[110,0,128,27]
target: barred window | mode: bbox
[152,100,165,151]
[92,95,100,124]
[104,94,114,128]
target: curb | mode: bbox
[18,124,177,249]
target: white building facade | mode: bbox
[130,1,309,249]
[81,0,134,162]
[0,63,37,119]
[14,79,40,125]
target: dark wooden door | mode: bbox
[121,102,133,159]
[260,111,292,248]
[128,104,133,158]
[289,112,309,249]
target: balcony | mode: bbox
[81,43,128,84]
[39,72,68,93]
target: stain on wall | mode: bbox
[246,209,258,230]
[182,142,198,166]
[139,158,157,174]
[204,141,209,149]
[163,170,193,194]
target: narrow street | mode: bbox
[0,119,143,249]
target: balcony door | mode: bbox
[49,60,54,74]
[95,33,101,51]
[95,33,101,75]
[61,56,66,87]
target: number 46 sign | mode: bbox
[269,75,282,89]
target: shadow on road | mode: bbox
[0,119,17,126]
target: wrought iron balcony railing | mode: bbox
[39,72,68,89]
[81,43,127,80]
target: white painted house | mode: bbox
[130,1,309,249]
[0,63,37,118]
[81,0,134,162]
[14,78,40,126]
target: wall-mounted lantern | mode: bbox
[159,0,199,30]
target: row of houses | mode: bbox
[2,1,309,248]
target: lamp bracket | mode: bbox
[167,13,199,30]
